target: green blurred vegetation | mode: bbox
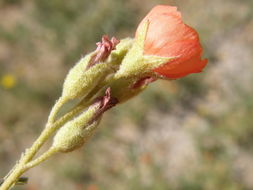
[1,0,253,189]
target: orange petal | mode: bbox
[136,5,207,79]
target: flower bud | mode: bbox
[61,37,133,101]
[52,119,100,153]
[52,88,118,152]
[52,103,99,152]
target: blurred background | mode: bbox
[0,0,253,189]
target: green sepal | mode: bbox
[114,46,172,79]
[114,21,173,79]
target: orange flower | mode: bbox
[136,5,207,79]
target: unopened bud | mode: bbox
[52,103,99,152]
[53,119,100,153]
[62,37,133,101]
[53,88,118,152]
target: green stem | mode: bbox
[48,97,68,124]
[0,124,58,190]
[0,166,26,190]
[0,92,96,190]
[0,148,58,190]
[0,100,86,190]
[24,147,59,170]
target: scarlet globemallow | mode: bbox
[0,5,209,190]
[136,5,207,79]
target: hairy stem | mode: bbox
[0,125,55,190]
[24,147,59,170]
[48,97,68,124]
[0,99,86,190]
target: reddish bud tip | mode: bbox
[87,35,120,69]
[89,88,118,124]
